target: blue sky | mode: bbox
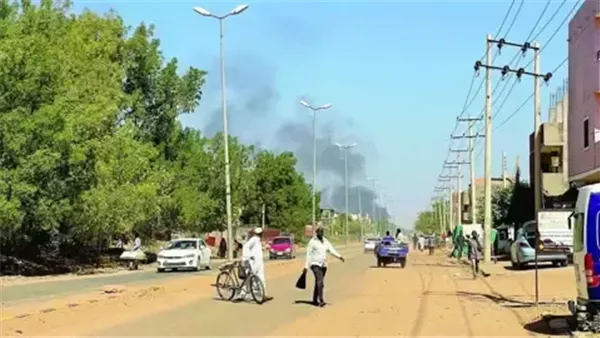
[72,0,575,227]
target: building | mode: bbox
[529,84,570,204]
[568,0,600,184]
[453,176,513,224]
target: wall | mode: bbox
[568,0,600,181]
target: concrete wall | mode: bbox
[568,0,600,181]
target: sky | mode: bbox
[71,0,576,227]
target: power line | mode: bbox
[473,56,569,160]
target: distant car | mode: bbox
[268,236,295,260]
[156,238,212,272]
[510,228,569,269]
[364,237,379,252]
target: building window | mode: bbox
[584,118,590,149]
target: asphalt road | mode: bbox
[0,245,356,306]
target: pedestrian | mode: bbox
[412,233,419,250]
[467,230,483,279]
[428,233,435,255]
[418,235,425,251]
[304,227,345,307]
[395,229,407,244]
[240,227,271,300]
[219,237,227,259]
[383,231,394,243]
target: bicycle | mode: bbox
[215,260,266,304]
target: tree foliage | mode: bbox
[0,0,315,270]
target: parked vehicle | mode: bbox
[568,184,600,332]
[510,221,570,269]
[374,238,409,268]
[156,238,212,272]
[495,224,515,256]
[268,236,295,260]
[363,237,379,252]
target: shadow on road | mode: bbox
[523,314,573,336]
[443,291,564,308]
[294,300,318,306]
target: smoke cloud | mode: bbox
[197,55,388,220]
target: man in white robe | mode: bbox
[240,227,268,299]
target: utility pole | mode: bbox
[445,157,469,226]
[473,36,553,264]
[439,174,460,231]
[502,151,507,188]
[434,188,446,234]
[533,42,542,217]
[452,118,483,224]
[358,185,363,241]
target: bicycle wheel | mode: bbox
[249,274,266,304]
[216,271,236,301]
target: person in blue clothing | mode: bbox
[382,231,394,243]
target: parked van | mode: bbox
[568,183,600,332]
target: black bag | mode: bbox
[295,269,307,289]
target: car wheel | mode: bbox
[157,268,165,273]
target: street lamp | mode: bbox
[367,177,378,235]
[299,100,332,230]
[336,142,357,246]
[193,4,249,261]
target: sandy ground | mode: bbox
[0,248,578,337]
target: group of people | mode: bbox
[239,226,344,306]
[411,232,437,255]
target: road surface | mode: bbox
[1,245,338,306]
[1,249,571,337]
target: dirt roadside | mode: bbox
[269,251,533,337]
[0,247,362,337]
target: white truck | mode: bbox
[537,209,574,252]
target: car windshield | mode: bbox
[273,237,291,245]
[164,240,197,250]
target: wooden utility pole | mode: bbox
[453,117,484,224]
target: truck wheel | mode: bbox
[377,257,382,267]
[400,259,406,268]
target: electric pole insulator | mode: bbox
[501,65,510,78]
[521,42,530,56]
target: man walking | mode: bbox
[304,227,344,307]
[467,230,483,279]
[240,227,270,300]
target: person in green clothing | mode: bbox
[451,225,464,259]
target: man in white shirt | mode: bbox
[304,227,344,307]
[240,227,269,299]
[395,229,407,244]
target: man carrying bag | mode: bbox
[300,227,344,307]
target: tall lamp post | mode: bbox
[336,142,357,246]
[193,4,249,261]
[367,177,378,234]
[299,100,332,230]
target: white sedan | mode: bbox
[157,238,212,272]
[364,237,380,252]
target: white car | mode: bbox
[157,238,212,272]
[364,237,379,252]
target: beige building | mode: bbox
[528,83,570,204]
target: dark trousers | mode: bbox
[311,265,327,304]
